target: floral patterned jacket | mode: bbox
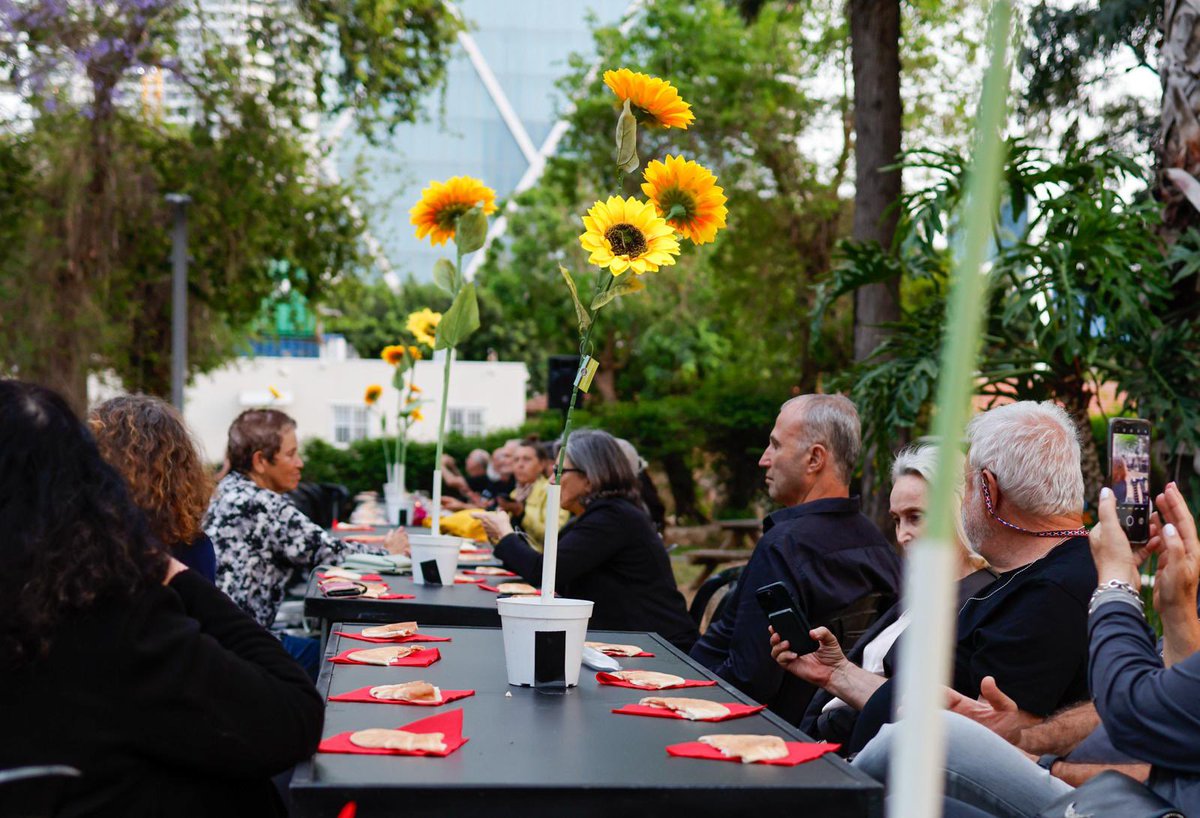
[206,472,387,628]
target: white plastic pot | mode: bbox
[497,596,594,687]
[408,533,461,585]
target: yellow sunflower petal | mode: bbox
[409,176,498,246]
[640,155,728,245]
[603,69,694,129]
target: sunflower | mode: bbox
[407,309,442,347]
[409,382,423,393]
[381,345,407,366]
[267,385,281,400]
[409,176,497,246]
[603,69,694,129]
[411,409,425,423]
[408,346,424,361]
[579,196,681,276]
[641,155,728,245]
[364,384,383,405]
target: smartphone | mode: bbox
[319,579,366,598]
[756,581,819,655]
[1108,418,1152,545]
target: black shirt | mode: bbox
[953,535,1096,716]
[493,496,699,651]
[689,496,903,724]
[0,570,322,816]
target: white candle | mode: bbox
[431,469,443,535]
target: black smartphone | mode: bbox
[1108,418,1152,545]
[756,581,819,655]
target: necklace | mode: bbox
[958,537,1071,613]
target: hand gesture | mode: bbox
[383,527,410,556]
[945,675,1036,744]
[471,510,514,543]
[1148,482,1200,620]
[769,626,846,688]
[1090,486,1149,586]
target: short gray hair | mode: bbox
[466,449,490,468]
[564,429,638,503]
[892,442,974,553]
[965,401,1084,517]
[782,394,862,483]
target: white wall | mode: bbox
[175,353,527,463]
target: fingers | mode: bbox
[1159,483,1199,545]
[979,675,1016,711]
[811,626,838,648]
[1095,486,1121,529]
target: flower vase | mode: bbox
[383,464,411,525]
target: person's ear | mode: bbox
[980,469,1001,510]
[808,443,828,474]
[250,450,270,475]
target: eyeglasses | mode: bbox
[560,468,584,476]
[978,470,1088,539]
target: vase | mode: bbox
[408,533,461,586]
[497,596,594,687]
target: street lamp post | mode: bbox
[166,193,191,410]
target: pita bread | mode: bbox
[639,697,730,720]
[469,566,511,576]
[322,566,362,580]
[360,581,390,599]
[585,641,644,657]
[346,646,422,665]
[496,582,538,595]
[361,621,419,638]
[368,681,442,704]
[348,728,447,753]
[611,670,685,689]
[698,734,788,764]
[457,552,491,563]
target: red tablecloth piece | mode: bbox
[612,702,765,722]
[376,593,415,600]
[333,630,451,644]
[463,568,517,577]
[665,740,840,766]
[329,647,441,667]
[320,572,383,581]
[596,672,717,690]
[328,686,475,707]
[318,709,468,756]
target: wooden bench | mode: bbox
[717,518,762,550]
[686,548,754,590]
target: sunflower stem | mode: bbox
[554,274,615,481]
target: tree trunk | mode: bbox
[1061,385,1104,505]
[850,0,903,527]
[662,451,703,524]
[1158,0,1200,317]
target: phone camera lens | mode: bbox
[1125,515,1135,527]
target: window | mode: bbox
[332,404,370,446]
[448,407,485,437]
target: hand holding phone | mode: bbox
[1108,418,1152,545]
[756,581,819,655]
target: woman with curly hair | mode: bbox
[0,381,321,816]
[89,395,217,581]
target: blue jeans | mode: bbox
[853,711,1073,818]
[280,633,320,682]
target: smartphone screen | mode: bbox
[1108,418,1152,544]
[756,582,819,655]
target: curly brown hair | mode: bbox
[89,395,214,548]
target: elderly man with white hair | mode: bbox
[847,400,1099,762]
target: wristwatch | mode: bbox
[1037,753,1061,774]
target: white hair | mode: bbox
[781,394,861,483]
[965,401,1084,517]
[892,442,977,558]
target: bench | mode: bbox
[686,548,754,590]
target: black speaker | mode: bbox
[547,355,584,413]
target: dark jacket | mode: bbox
[494,496,699,651]
[689,496,903,725]
[0,570,323,817]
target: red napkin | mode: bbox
[593,648,655,658]
[320,572,383,581]
[318,709,468,757]
[665,740,840,766]
[596,673,717,690]
[329,686,475,707]
[454,575,485,584]
[612,702,766,722]
[330,647,441,667]
[333,630,451,644]
[375,593,416,600]
[477,583,541,595]
[463,568,517,577]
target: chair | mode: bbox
[286,482,352,528]
[689,565,744,633]
[0,765,80,817]
[820,593,891,653]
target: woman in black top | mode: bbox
[0,381,321,817]
[476,429,698,652]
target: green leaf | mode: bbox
[435,282,481,350]
[559,265,592,331]
[615,99,639,174]
[456,205,488,254]
[432,258,457,293]
[391,365,406,390]
[591,275,645,310]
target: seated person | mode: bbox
[688,394,903,724]
[206,409,407,672]
[89,395,218,582]
[616,437,667,533]
[443,447,515,512]
[474,429,699,652]
[771,442,995,744]
[839,400,1101,754]
[0,381,322,816]
[852,482,1200,817]
[494,440,569,550]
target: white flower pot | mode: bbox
[408,533,461,585]
[382,482,414,526]
[497,596,594,687]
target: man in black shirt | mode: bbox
[690,394,903,724]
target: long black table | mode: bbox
[304,570,505,640]
[290,624,883,818]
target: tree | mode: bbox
[0,0,461,412]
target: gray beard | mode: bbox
[962,501,992,559]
